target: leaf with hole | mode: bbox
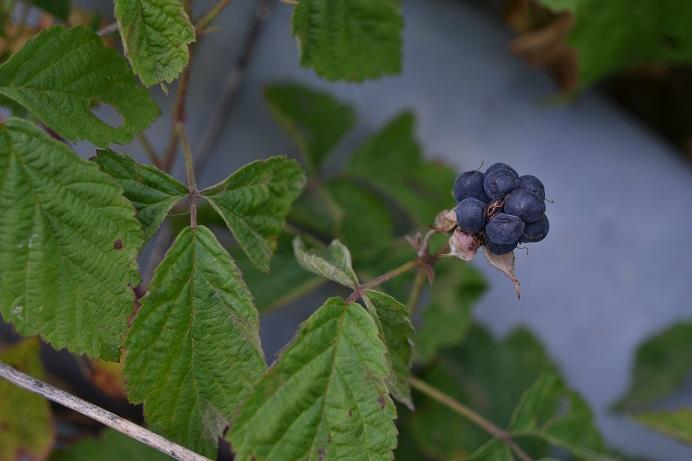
[124,226,266,457]
[293,236,359,288]
[94,150,187,242]
[292,0,403,81]
[0,26,159,147]
[202,156,306,273]
[364,290,415,410]
[264,83,354,171]
[0,339,54,461]
[115,0,195,87]
[0,118,143,360]
[228,297,397,461]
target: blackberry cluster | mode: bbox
[453,163,549,255]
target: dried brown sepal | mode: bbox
[433,208,457,233]
[483,248,521,299]
[448,228,479,262]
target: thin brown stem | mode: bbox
[0,362,210,461]
[195,0,232,34]
[406,269,427,314]
[176,122,198,228]
[347,259,420,303]
[194,0,273,174]
[97,22,119,37]
[137,132,161,167]
[409,377,534,461]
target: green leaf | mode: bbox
[346,112,456,225]
[0,26,159,147]
[50,429,171,461]
[93,150,186,241]
[29,0,70,20]
[538,0,692,87]
[328,179,394,262]
[115,0,195,87]
[293,236,358,288]
[0,118,143,360]
[634,409,692,445]
[415,260,487,362]
[229,297,398,461]
[509,374,614,461]
[408,325,557,459]
[235,232,325,313]
[264,83,354,171]
[466,441,513,461]
[291,0,403,81]
[0,339,54,461]
[124,226,266,457]
[614,321,692,412]
[364,290,414,410]
[202,156,306,273]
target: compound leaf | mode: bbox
[0,339,53,461]
[229,297,397,461]
[509,374,615,461]
[634,409,692,445]
[614,321,692,412]
[347,112,456,226]
[293,237,358,288]
[124,226,266,457]
[291,0,403,81]
[0,118,143,360]
[415,260,487,363]
[94,150,187,242]
[0,26,159,147]
[264,83,354,171]
[115,0,195,87]
[50,429,171,461]
[364,290,414,410]
[203,156,305,273]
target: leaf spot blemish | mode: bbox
[378,396,386,408]
[114,239,123,250]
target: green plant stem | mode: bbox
[195,0,232,34]
[176,122,198,228]
[406,269,427,314]
[347,259,420,303]
[409,377,534,461]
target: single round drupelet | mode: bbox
[484,167,519,200]
[485,213,525,245]
[453,170,489,202]
[519,175,545,200]
[503,188,546,223]
[486,162,517,176]
[522,215,549,243]
[455,198,486,233]
[485,239,518,255]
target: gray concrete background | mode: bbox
[79,0,692,459]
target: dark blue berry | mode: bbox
[519,175,545,200]
[484,168,519,200]
[486,162,517,176]
[522,215,549,243]
[453,170,489,202]
[455,198,486,233]
[485,239,518,255]
[504,189,546,223]
[485,213,524,244]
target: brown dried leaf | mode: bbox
[484,248,521,299]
